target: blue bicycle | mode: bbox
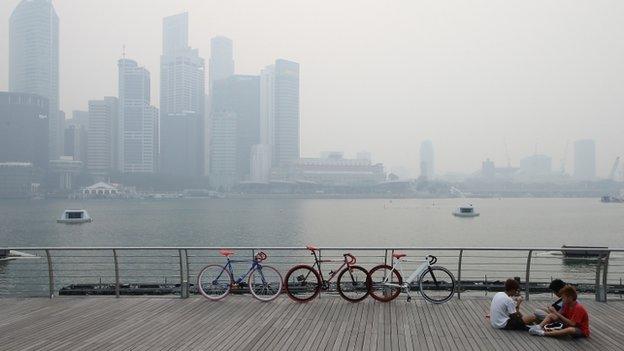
[197,250,283,302]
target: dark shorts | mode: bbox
[503,313,526,330]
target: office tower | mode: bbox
[9,0,60,161]
[573,139,596,181]
[209,36,234,92]
[64,111,88,163]
[0,92,49,170]
[420,140,434,180]
[160,13,205,177]
[210,75,260,187]
[118,58,158,173]
[72,110,89,129]
[88,97,119,178]
[260,59,300,168]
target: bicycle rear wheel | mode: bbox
[248,265,283,302]
[336,265,370,302]
[284,265,321,302]
[368,264,403,302]
[197,264,233,300]
[418,266,455,304]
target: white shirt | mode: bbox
[490,292,517,329]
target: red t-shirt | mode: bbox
[561,302,590,337]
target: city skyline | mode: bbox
[1,1,624,175]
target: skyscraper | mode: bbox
[574,139,596,181]
[118,58,158,173]
[210,75,260,187]
[88,97,119,178]
[0,92,49,170]
[420,140,434,180]
[9,0,60,161]
[160,13,205,176]
[209,36,235,92]
[259,60,300,168]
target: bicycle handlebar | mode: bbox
[427,255,437,265]
[256,251,267,262]
[344,253,357,265]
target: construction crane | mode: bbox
[609,157,620,180]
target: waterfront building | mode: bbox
[9,0,61,160]
[209,36,235,93]
[64,111,89,163]
[260,60,300,168]
[0,162,34,198]
[291,154,385,186]
[210,75,260,188]
[574,139,596,181]
[88,97,119,178]
[357,151,372,162]
[118,58,158,173]
[420,140,434,180]
[0,92,49,170]
[160,13,205,177]
[481,158,496,179]
[250,144,271,182]
[49,156,82,190]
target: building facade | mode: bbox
[420,140,434,180]
[88,97,119,178]
[0,92,49,170]
[273,60,300,167]
[574,139,596,181]
[209,36,235,93]
[9,0,61,160]
[210,75,260,187]
[160,13,205,177]
[118,59,158,173]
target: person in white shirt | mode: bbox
[490,278,536,330]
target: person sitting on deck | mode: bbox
[489,278,537,330]
[534,279,566,322]
[529,285,590,338]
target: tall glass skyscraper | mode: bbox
[9,0,60,161]
[160,13,205,176]
[209,36,235,93]
[273,59,300,167]
[118,59,158,173]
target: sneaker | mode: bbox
[529,327,545,336]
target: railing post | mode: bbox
[178,249,187,299]
[595,256,603,302]
[525,250,532,300]
[184,249,190,298]
[318,249,322,299]
[457,249,463,299]
[44,249,54,298]
[113,249,120,298]
[602,252,610,302]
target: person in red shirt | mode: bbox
[529,285,590,338]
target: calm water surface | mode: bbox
[1,198,622,248]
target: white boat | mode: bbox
[452,205,480,217]
[57,209,93,224]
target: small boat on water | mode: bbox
[57,209,93,224]
[452,205,480,218]
[561,245,609,257]
[601,195,624,203]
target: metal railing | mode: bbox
[1,246,622,302]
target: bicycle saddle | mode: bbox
[219,249,235,257]
[392,252,407,259]
[306,245,318,251]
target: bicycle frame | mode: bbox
[383,257,432,288]
[216,257,264,285]
[309,250,354,283]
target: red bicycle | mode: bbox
[283,245,370,303]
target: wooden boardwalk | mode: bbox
[0,295,623,350]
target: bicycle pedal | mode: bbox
[406,296,412,302]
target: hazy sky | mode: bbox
[1,0,623,176]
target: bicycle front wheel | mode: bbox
[419,266,456,304]
[368,264,403,302]
[197,264,233,301]
[336,265,370,302]
[248,265,283,302]
[284,265,321,302]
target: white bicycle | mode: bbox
[368,253,456,304]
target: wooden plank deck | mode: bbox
[0,295,623,350]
